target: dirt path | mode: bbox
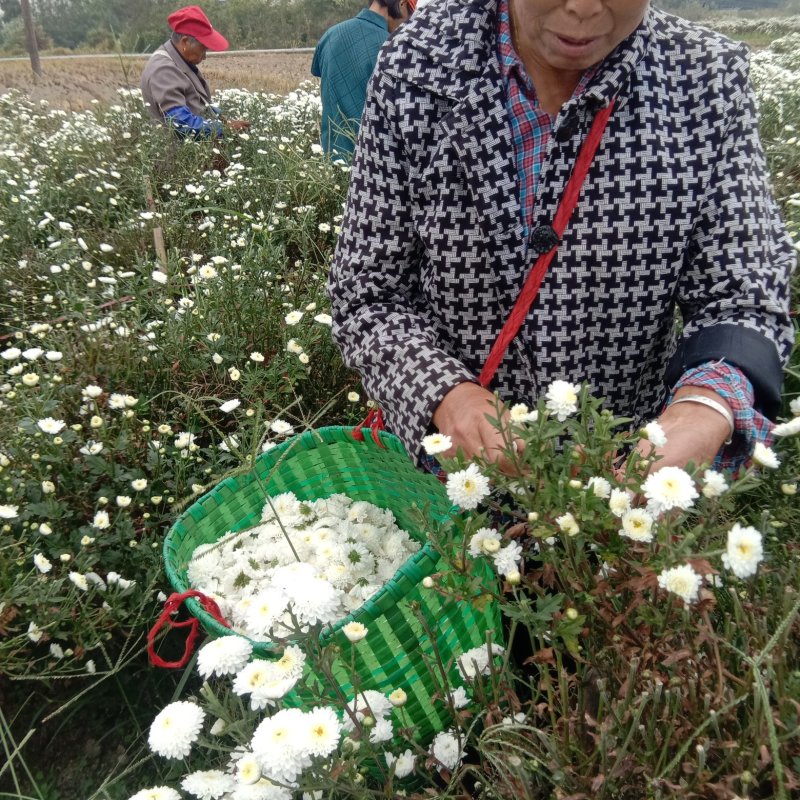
[0,51,314,109]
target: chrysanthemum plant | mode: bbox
[415,382,800,799]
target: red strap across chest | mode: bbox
[478,99,616,389]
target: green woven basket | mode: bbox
[164,426,502,743]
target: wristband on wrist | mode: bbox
[669,394,734,445]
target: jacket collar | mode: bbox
[356,8,388,31]
[163,40,212,101]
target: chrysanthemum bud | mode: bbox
[781,482,797,496]
[422,576,434,589]
[506,570,522,586]
[389,688,407,707]
[565,607,578,620]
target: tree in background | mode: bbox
[0,0,365,52]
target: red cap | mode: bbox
[167,6,229,52]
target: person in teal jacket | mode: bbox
[311,0,414,157]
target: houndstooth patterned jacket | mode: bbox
[329,0,795,461]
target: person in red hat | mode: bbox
[141,5,250,139]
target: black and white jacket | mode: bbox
[329,0,795,461]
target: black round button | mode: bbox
[555,117,578,142]
[530,224,560,255]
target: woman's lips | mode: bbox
[552,32,600,56]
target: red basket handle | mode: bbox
[147,590,230,669]
[351,407,386,448]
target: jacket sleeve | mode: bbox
[665,47,795,419]
[328,69,475,460]
[164,106,223,139]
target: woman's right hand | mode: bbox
[432,382,523,473]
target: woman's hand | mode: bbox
[432,382,523,473]
[635,387,733,472]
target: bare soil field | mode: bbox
[0,51,313,109]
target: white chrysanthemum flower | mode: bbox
[641,420,667,447]
[509,402,538,423]
[236,753,261,785]
[369,716,394,744]
[148,700,205,759]
[609,488,631,516]
[657,564,702,605]
[128,787,182,800]
[28,621,43,643]
[245,589,289,636]
[555,512,579,536]
[250,708,309,784]
[468,527,502,557]
[313,313,333,326]
[493,541,522,577]
[430,730,464,771]
[772,416,800,437]
[131,478,148,491]
[386,748,416,778]
[269,419,293,436]
[303,706,341,756]
[456,643,505,681]
[284,311,303,326]
[0,347,21,360]
[37,417,66,434]
[701,469,728,499]
[33,552,52,573]
[92,510,111,530]
[108,393,128,410]
[721,523,764,579]
[219,399,241,413]
[544,380,580,421]
[642,466,698,516]
[619,508,654,543]
[450,686,470,709]
[0,504,19,519]
[586,476,612,499]
[422,432,452,455]
[342,621,368,642]
[151,270,168,284]
[117,495,132,508]
[198,265,218,281]
[273,645,305,679]
[69,571,89,591]
[789,397,800,416]
[181,769,235,800]
[446,463,490,510]
[197,636,253,679]
[752,442,780,469]
[22,347,43,361]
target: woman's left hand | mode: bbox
[635,387,733,472]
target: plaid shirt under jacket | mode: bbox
[329,0,795,464]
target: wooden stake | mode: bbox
[143,176,168,268]
[19,0,42,77]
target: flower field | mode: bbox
[0,30,799,800]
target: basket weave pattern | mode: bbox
[164,426,502,742]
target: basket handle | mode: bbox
[147,590,230,669]
[351,407,386,448]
